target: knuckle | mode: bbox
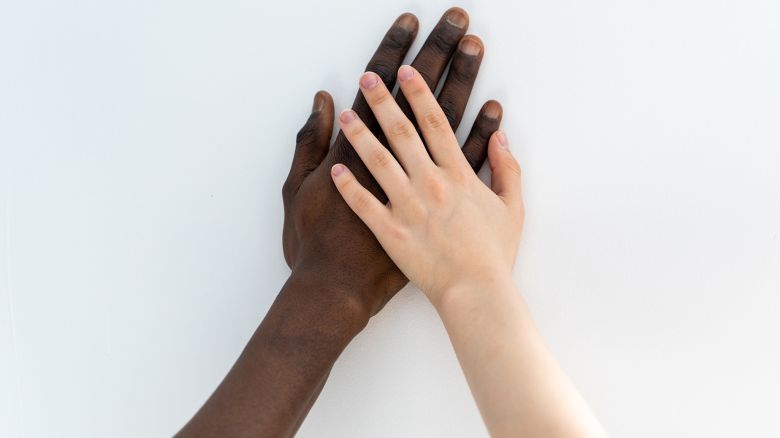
[422,110,448,130]
[448,58,478,85]
[408,80,430,98]
[405,197,428,219]
[352,190,372,211]
[371,88,392,106]
[389,120,416,139]
[429,32,455,56]
[382,26,411,52]
[338,175,356,192]
[370,148,394,169]
[347,120,367,137]
[384,223,409,241]
[422,173,447,202]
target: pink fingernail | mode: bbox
[360,72,380,89]
[339,109,357,124]
[496,130,509,149]
[331,164,346,176]
[398,65,414,82]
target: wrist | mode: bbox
[430,273,519,316]
[183,271,371,437]
[282,268,371,340]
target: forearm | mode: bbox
[178,272,367,438]
[435,279,607,438]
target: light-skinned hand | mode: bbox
[330,65,523,305]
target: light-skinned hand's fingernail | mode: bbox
[398,65,414,82]
[331,164,346,176]
[496,130,509,149]
[339,109,356,124]
[360,72,380,90]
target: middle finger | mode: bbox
[359,72,433,175]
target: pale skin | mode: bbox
[331,65,608,438]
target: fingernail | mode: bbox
[312,92,325,113]
[395,12,418,33]
[458,36,482,56]
[339,109,356,124]
[496,130,509,149]
[398,65,414,82]
[331,164,346,176]
[445,8,468,29]
[483,101,502,120]
[360,72,380,90]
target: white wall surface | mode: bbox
[2,0,780,436]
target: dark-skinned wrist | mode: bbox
[275,267,371,343]
[177,271,370,437]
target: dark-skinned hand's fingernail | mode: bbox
[484,101,502,120]
[445,7,468,29]
[459,36,483,56]
[395,12,418,32]
[312,92,326,113]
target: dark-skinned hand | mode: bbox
[283,8,503,317]
[178,8,503,438]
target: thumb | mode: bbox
[488,130,522,210]
[283,91,334,200]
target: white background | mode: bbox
[2,0,779,436]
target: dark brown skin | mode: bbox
[177,8,503,438]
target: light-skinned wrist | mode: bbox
[429,273,519,315]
